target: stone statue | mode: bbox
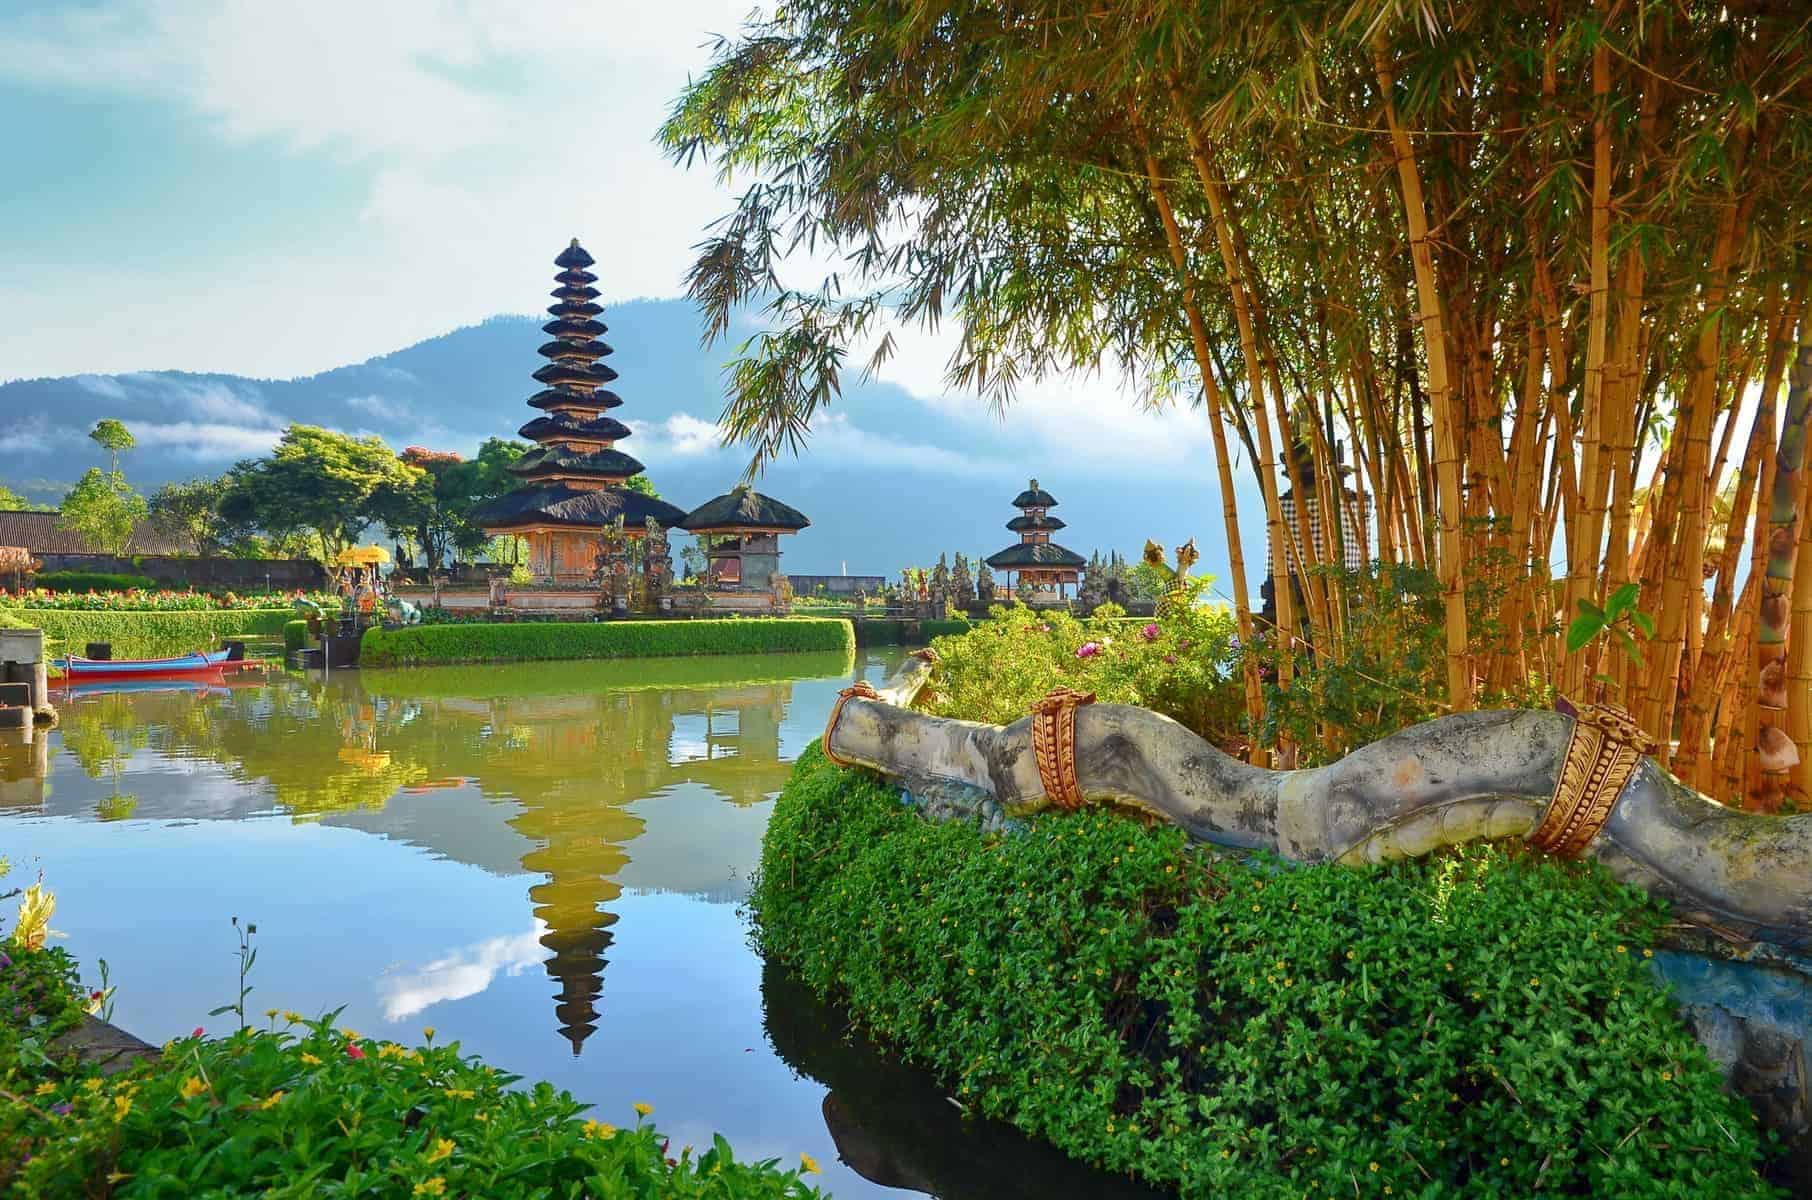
[1077,551,1107,612]
[642,517,673,611]
[951,553,975,609]
[977,563,996,604]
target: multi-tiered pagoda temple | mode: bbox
[473,240,687,582]
[985,478,1085,600]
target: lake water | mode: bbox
[0,651,1161,1200]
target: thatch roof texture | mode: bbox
[680,488,811,533]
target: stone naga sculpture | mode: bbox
[827,655,1812,953]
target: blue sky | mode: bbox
[0,1,1271,584]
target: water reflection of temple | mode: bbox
[20,653,857,1054]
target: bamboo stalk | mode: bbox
[1139,142,1269,765]
[1374,46,1470,710]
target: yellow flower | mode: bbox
[83,1078,104,1093]
[425,1137,455,1163]
[284,1011,304,1024]
[1642,948,1654,959]
[264,1008,278,1019]
[260,1091,285,1110]
[800,1153,821,1175]
[106,1170,132,1184]
[444,1087,476,1100]
[378,1043,406,1059]
[178,1076,208,1100]
[113,1094,132,1121]
[341,1028,361,1041]
[582,1120,616,1139]
[633,1102,653,1118]
[412,1179,446,1197]
[1615,944,1627,954]
[423,1026,436,1040]
[34,1082,56,1097]
[475,1111,490,1123]
[1368,1162,1379,1172]
[300,1052,322,1066]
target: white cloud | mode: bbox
[72,375,128,400]
[378,924,546,1021]
[345,394,413,424]
[128,421,283,459]
[0,413,80,456]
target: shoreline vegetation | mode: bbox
[359,616,856,667]
[4,609,297,664]
[755,746,1785,1198]
[0,917,827,1198]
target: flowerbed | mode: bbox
[919,602,1242,743]
[0,894,825,1198]
[362,617,855,666]
[753,747,1783,1198]
[3,587,336,612]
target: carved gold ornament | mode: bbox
[1529,702,1659,858]
[1030,687,1097,811]
[822,680,880,768]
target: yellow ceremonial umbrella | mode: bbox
[333,545,391,567]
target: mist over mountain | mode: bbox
[0,299,1261,581]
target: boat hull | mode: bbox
[60,650,233,681]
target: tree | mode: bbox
[623,474,658,498]
[0,484,52,512]
[218,425,423,563]
[89,420,135,474]
[148,477,232,555]
[59,469,147,555]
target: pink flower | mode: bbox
[345,1042,366,1060]
[1141,623,1160,641]
[1076,642,1101,659]
[191,1027,205,1039]
[1163,654,1178,665]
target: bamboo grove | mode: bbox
[663,1,1812,810]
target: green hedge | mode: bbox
[853,618,905,645]
[33,570,159,593]
[361,617,856,666]
[918,618,972,639]
[753,748,1781,1199]
[282,619,309,656]
[20,609,295,662]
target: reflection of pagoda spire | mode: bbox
[514,808,641,1054]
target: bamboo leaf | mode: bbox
[1566,613,1605,653]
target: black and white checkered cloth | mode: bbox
[1275,490,1367,576]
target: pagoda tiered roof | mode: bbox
[680,487,811,534]
[473,238,687,534]
[986,477,1084,574]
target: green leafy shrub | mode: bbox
[752,748,1782,1198]
[4,587,336,612]
[1254,558,1552,765]
[282,619,309,656]
[20,609,295,661]
[917,618,972,639]
[31,571,158,593]
[922,602,1241,743]
[361,617,855,666]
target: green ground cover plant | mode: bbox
[753,747,1782,1199]
[0,895,825,1198]
[361,616,855,666]
[4,587,334,612]
[18,610,296,661]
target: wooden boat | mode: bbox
[61,649,234,681]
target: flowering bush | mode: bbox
[1,587,338,613]
[919,601,1242,745]
[0,889,823,1198]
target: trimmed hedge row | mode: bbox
[753,747,1781,1199]
[361,617,856,666]
[32,570,159,593]
[282,619,309,656]
[18,609,295,662]
[853,617,974,645]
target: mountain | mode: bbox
[0,299,1265,582]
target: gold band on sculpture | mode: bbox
[822,680,880,768]
[1030,687,1096,811]
[1529,702,1658,858]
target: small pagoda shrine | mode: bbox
[985,478,1085,601]
[680,486,810,613]
[472,240,687,583]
